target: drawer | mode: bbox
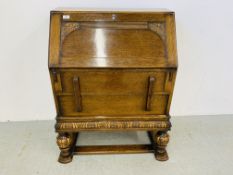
[60,70,167,95]
[58,94,168,116]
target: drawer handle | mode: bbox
[73,77,82,112]
[146,76,155,111]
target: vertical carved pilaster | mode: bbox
[155,131,169,161]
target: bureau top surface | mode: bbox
[49,8,178,69]
[52,8,174,13]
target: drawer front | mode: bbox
[59,95,168,116]
[54,69,172,116]
[60,70,166,95]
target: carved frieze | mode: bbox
[55,121,170,131]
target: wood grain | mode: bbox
[61,26,166,68]
[48,13,61,67]
[146,76,155,111]
[73,77,82,112]
[58,95,168,116]
[49,9,178,163]
[49,11,177,68]
[74,145,154,155]
[60,70,167,95]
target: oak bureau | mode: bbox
[48,8,178,163]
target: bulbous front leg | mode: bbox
[155,131,169,161]
[57,133,73,163]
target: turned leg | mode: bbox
[154,131,170,161]
[56,133,75,163]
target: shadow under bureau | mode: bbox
[48,8,178,163]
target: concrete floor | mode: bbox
[0,115,233,175]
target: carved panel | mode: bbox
[55,120,170,131]
[61,22,80,43]
[148,22,166,42]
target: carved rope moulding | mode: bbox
[56,121,170,130]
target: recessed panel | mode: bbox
[60,22,166,68]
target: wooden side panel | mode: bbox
[166,13,178,67]
[48,13,61,67]
[58,95,168,116]
[49,70,60,115]
[51,69,62,92]
[165,71,177,114]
